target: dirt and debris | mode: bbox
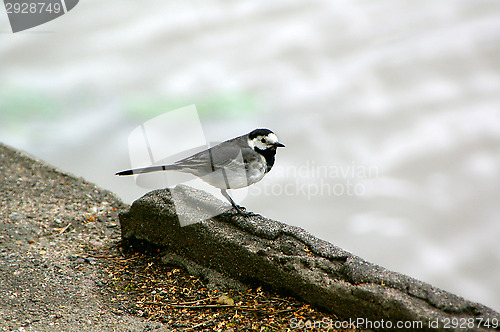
[0,143,353,331]
[95,241,352,331]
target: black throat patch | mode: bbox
[255,147,277,173]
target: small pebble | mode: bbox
[84,257,96,264]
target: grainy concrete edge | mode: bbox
[0,143,166,331]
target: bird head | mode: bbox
[248,128,285,151]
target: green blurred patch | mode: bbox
[0,87,62,124]
[123,92,260,122]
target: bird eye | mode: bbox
[261,138,266,143]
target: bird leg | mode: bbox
[220,189,247,215]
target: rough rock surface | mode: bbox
[0,143,164,331]
[120,185,500,331]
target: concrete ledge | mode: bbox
[120,185,500,331]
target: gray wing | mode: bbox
[174,141,257,173]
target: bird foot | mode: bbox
[220,189,253,217]
[232,204,250,216]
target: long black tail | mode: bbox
[115,164,180,176]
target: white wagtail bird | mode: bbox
[116,128,284,215]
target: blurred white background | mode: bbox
[1,0,499,311]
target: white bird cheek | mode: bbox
[254,140,266,150]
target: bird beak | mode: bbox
[274,142,285,148]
